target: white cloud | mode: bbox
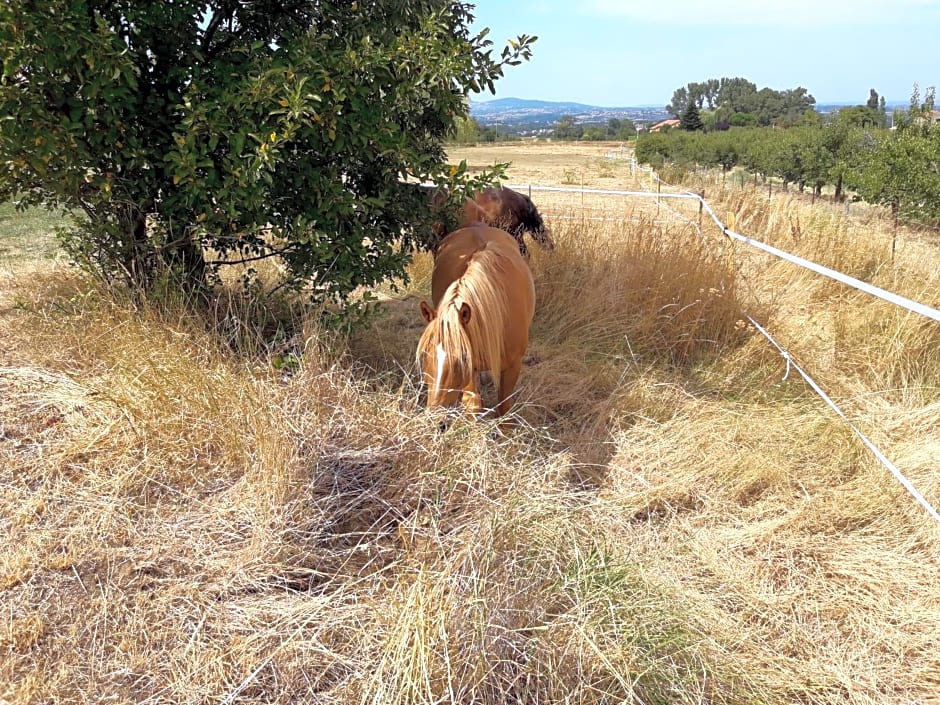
[586,0,938,28]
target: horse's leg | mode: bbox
[494,360,523,417]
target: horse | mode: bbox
[431,186,554,257]
[416,225,535,418]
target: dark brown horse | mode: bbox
[431,186,554,257]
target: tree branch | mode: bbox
[204,245,295,267]
[200,1,234,56]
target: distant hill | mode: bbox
[471,97,638,116]
[470,97,913,134]
[469,97,670,133]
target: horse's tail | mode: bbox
[519,195,554,250]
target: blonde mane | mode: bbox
[416,244,515,382]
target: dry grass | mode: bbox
[2,141,940,704]
[0,200,66,267]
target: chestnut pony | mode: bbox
[416,225,535,417]
[432,187,554,257]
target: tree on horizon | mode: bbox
[553,115,583,140]
[680,102,704,131]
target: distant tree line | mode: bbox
[448,115,522,143]
[666,76,818,128]
[552,116,636,141]
[636,87,940,227]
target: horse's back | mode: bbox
[431,225,532,310]
[460,188,515,229]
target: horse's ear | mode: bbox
[459,302,472,326]
[420,300,435,323]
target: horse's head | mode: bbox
[418,299,473,410]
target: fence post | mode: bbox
[892,201,899,264]
[581,172,585,229]
[698,191,704,229]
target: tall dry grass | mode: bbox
[2,155,940,704]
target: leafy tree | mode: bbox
[0,1,534,309]
[717,77,758,113]
[744,86,815,126]
[867,88,880,109]
[703,79,720,109]
[777,87,817,124]
[452,115,482,144]
[849,130,924,222]
[736,128,772,178]
[666,86,689,117]
[672,77,813,126]
[634,131,671,167]
[907,84,936,134]
[797,127,834,196]
[599,117,636,139]
[795,109,823,128]
[849,86,940,225]
[729,112,757,127]
[617,118,637,139]
[680,103,704,132]
[700,110,717,132]
[836,105,882,128]
[706,131,739,171]
[668,80,720,116]
[553,114,583,140]
[771,130,807,190]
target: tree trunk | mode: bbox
[119,211,207,296]
[165,229,208,295]
[123,210,154,291]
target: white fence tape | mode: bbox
[507,183,940,326]
[695,197,940,325]
[505,180,940,524]
[747,317,940,524]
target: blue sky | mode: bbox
[467,0,940,107]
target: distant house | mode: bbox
[649,118,680,133]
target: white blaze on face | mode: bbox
[435,343,446,393]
